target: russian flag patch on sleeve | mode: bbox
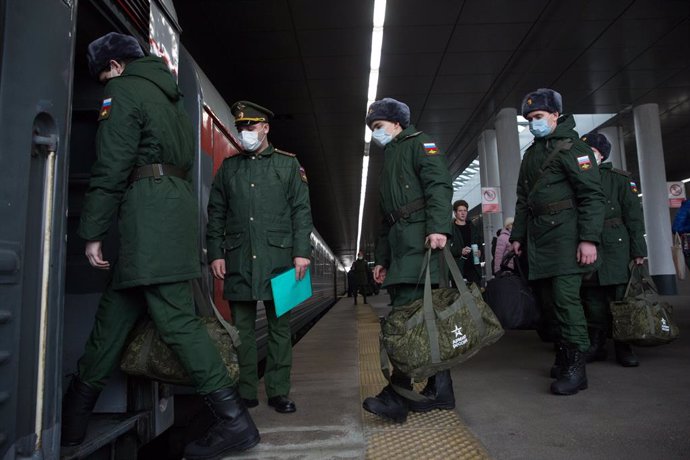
[98,98,112,121]
[423,142,439,155]
[577,155,592,170]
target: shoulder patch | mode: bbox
[298,166,308,183]
[423,142,439,155]
[629,180,639,194]
[275,148,296,157]
[612,167,632,177]
[576,154,593,171]
[98,98,113,121]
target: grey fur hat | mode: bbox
[87,32,144,78]
[581,131,611,161]
[521,88,563,117]
[365,98,411,128]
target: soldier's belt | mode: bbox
[528,198,575,217]
[604,217,623,228]
[384,197,426,226]
[128,164,187,183]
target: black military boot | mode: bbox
[408,370,456,412]
[61,376,101,446]
[184,388,260,459]
[585,328,608,363]
[362,373,411,423]
[614,341,639,367]
[549,342,565,378]
[550,343,588,395]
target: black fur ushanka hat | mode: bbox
[87,32,144,78]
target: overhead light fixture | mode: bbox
[356,0,386,255]
[682,177,690,183]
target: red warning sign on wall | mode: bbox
[482,187,501,213]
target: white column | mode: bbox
[494,108,522,220]
[478,130,502,279]
[633,103,677,294]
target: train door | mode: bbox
[199,107,240,321]
[0,1,76,458]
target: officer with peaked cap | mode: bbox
[207,100,313,414]
[579,132,647,367]
[361,97,454,423]
[510,88,606,395]
[62,33,259,458]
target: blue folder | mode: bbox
[270,267,313,317]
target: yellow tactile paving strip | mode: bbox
[357,304,492,460]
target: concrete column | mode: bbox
[478,129,502,279]
[633,103,676,294]
[494,108,522,220]
[600,126,626,170]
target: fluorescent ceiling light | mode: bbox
[682,177,690,183]
[356,0,386,255]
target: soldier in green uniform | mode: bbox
[61,33,259,459]
[510,88,606,395]
[207,101,313,414]
[361,98,454,423]
[580,132,647,367]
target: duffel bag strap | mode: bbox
[378,333,429,402]
[441,246,485,337]
[191,279,241,347]
[422,250,442,364]
[624,261,659,299]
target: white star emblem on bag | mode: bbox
[452,325,463,338]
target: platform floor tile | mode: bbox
[356,304,491,459]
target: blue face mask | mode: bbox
[371,127,393,147]
[529,118,553,138]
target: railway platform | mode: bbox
[226,283,690,460]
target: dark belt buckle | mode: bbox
[153,164,163,179]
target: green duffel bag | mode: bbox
[380,246,504,382]
[611,262,679,346]
[120,309,240,386]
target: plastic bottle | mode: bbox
[471,244,480,265]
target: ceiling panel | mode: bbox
[174,0,690,263]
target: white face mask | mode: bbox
[371,127,393,147]
[240,130,264,152]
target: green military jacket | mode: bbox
[78,56,200,289]
[511,115,606,280]
[596,163,647,285]
[206,145,313,301]
[375,126,453,286]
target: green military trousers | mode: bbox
[536,274,591,352]
[78,281,233,394]
[232,300,292,400]
[581,283,626,331]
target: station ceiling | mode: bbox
[173,0,690,264]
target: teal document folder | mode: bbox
[270,267,313,317]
